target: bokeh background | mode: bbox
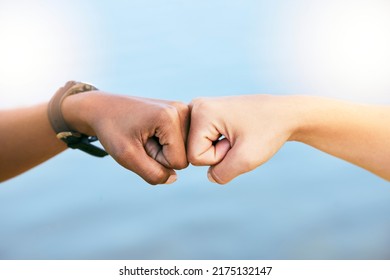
[1,0,390,259]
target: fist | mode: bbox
[63,92,190,185]
[187,95,298,184]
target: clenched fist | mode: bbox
[63,92,190,185]
[187,95,300,184]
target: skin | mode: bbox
[0,90,189,184]
[187,94,390,184]
[1,89,389,185]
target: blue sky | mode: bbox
[0,0,389,259]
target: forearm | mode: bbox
[0,103,67,182]
[291,96,390,181]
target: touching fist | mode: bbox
[63,92,189,185]
[187,95,300,184]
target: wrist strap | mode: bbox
[47,81,108,157]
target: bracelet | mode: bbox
[47,81,108,157]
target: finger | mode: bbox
[157,101,190,144]
[145,136,171,168]
[187,107,230,166]
[189,134,231,166]
[152,100,190,144]
[208,141,258,184]
[155,107,188,169]
[145,137,164,162]
[113,139,177,185]
[174,103,190,144]
[133,98,190,144]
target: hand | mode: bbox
[187,95,301,184]
[62,92,189,185]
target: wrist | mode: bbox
[287,95,342,144]
[285,95,315,143]
[61,91,98,136]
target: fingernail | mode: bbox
[207,170,217,183]
[165,174,177,184]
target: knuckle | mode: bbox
[209,169,229,185]
[158,105,179,122]
[189,157,203,166]
[145,177,160,185]
[190,97,207,109]
[190,97,216,117]
[174,158,189,170]
[187,151,203,166]
[167,150,189,169]
[171,101,189,114]
[143,168,169,185]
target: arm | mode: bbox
[0,86,189,184]
[187,95,390,184]
[0,104,66,182]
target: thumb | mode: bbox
[207,140,259,184]
[111,140,177,185]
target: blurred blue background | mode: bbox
[1,0,390,259]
